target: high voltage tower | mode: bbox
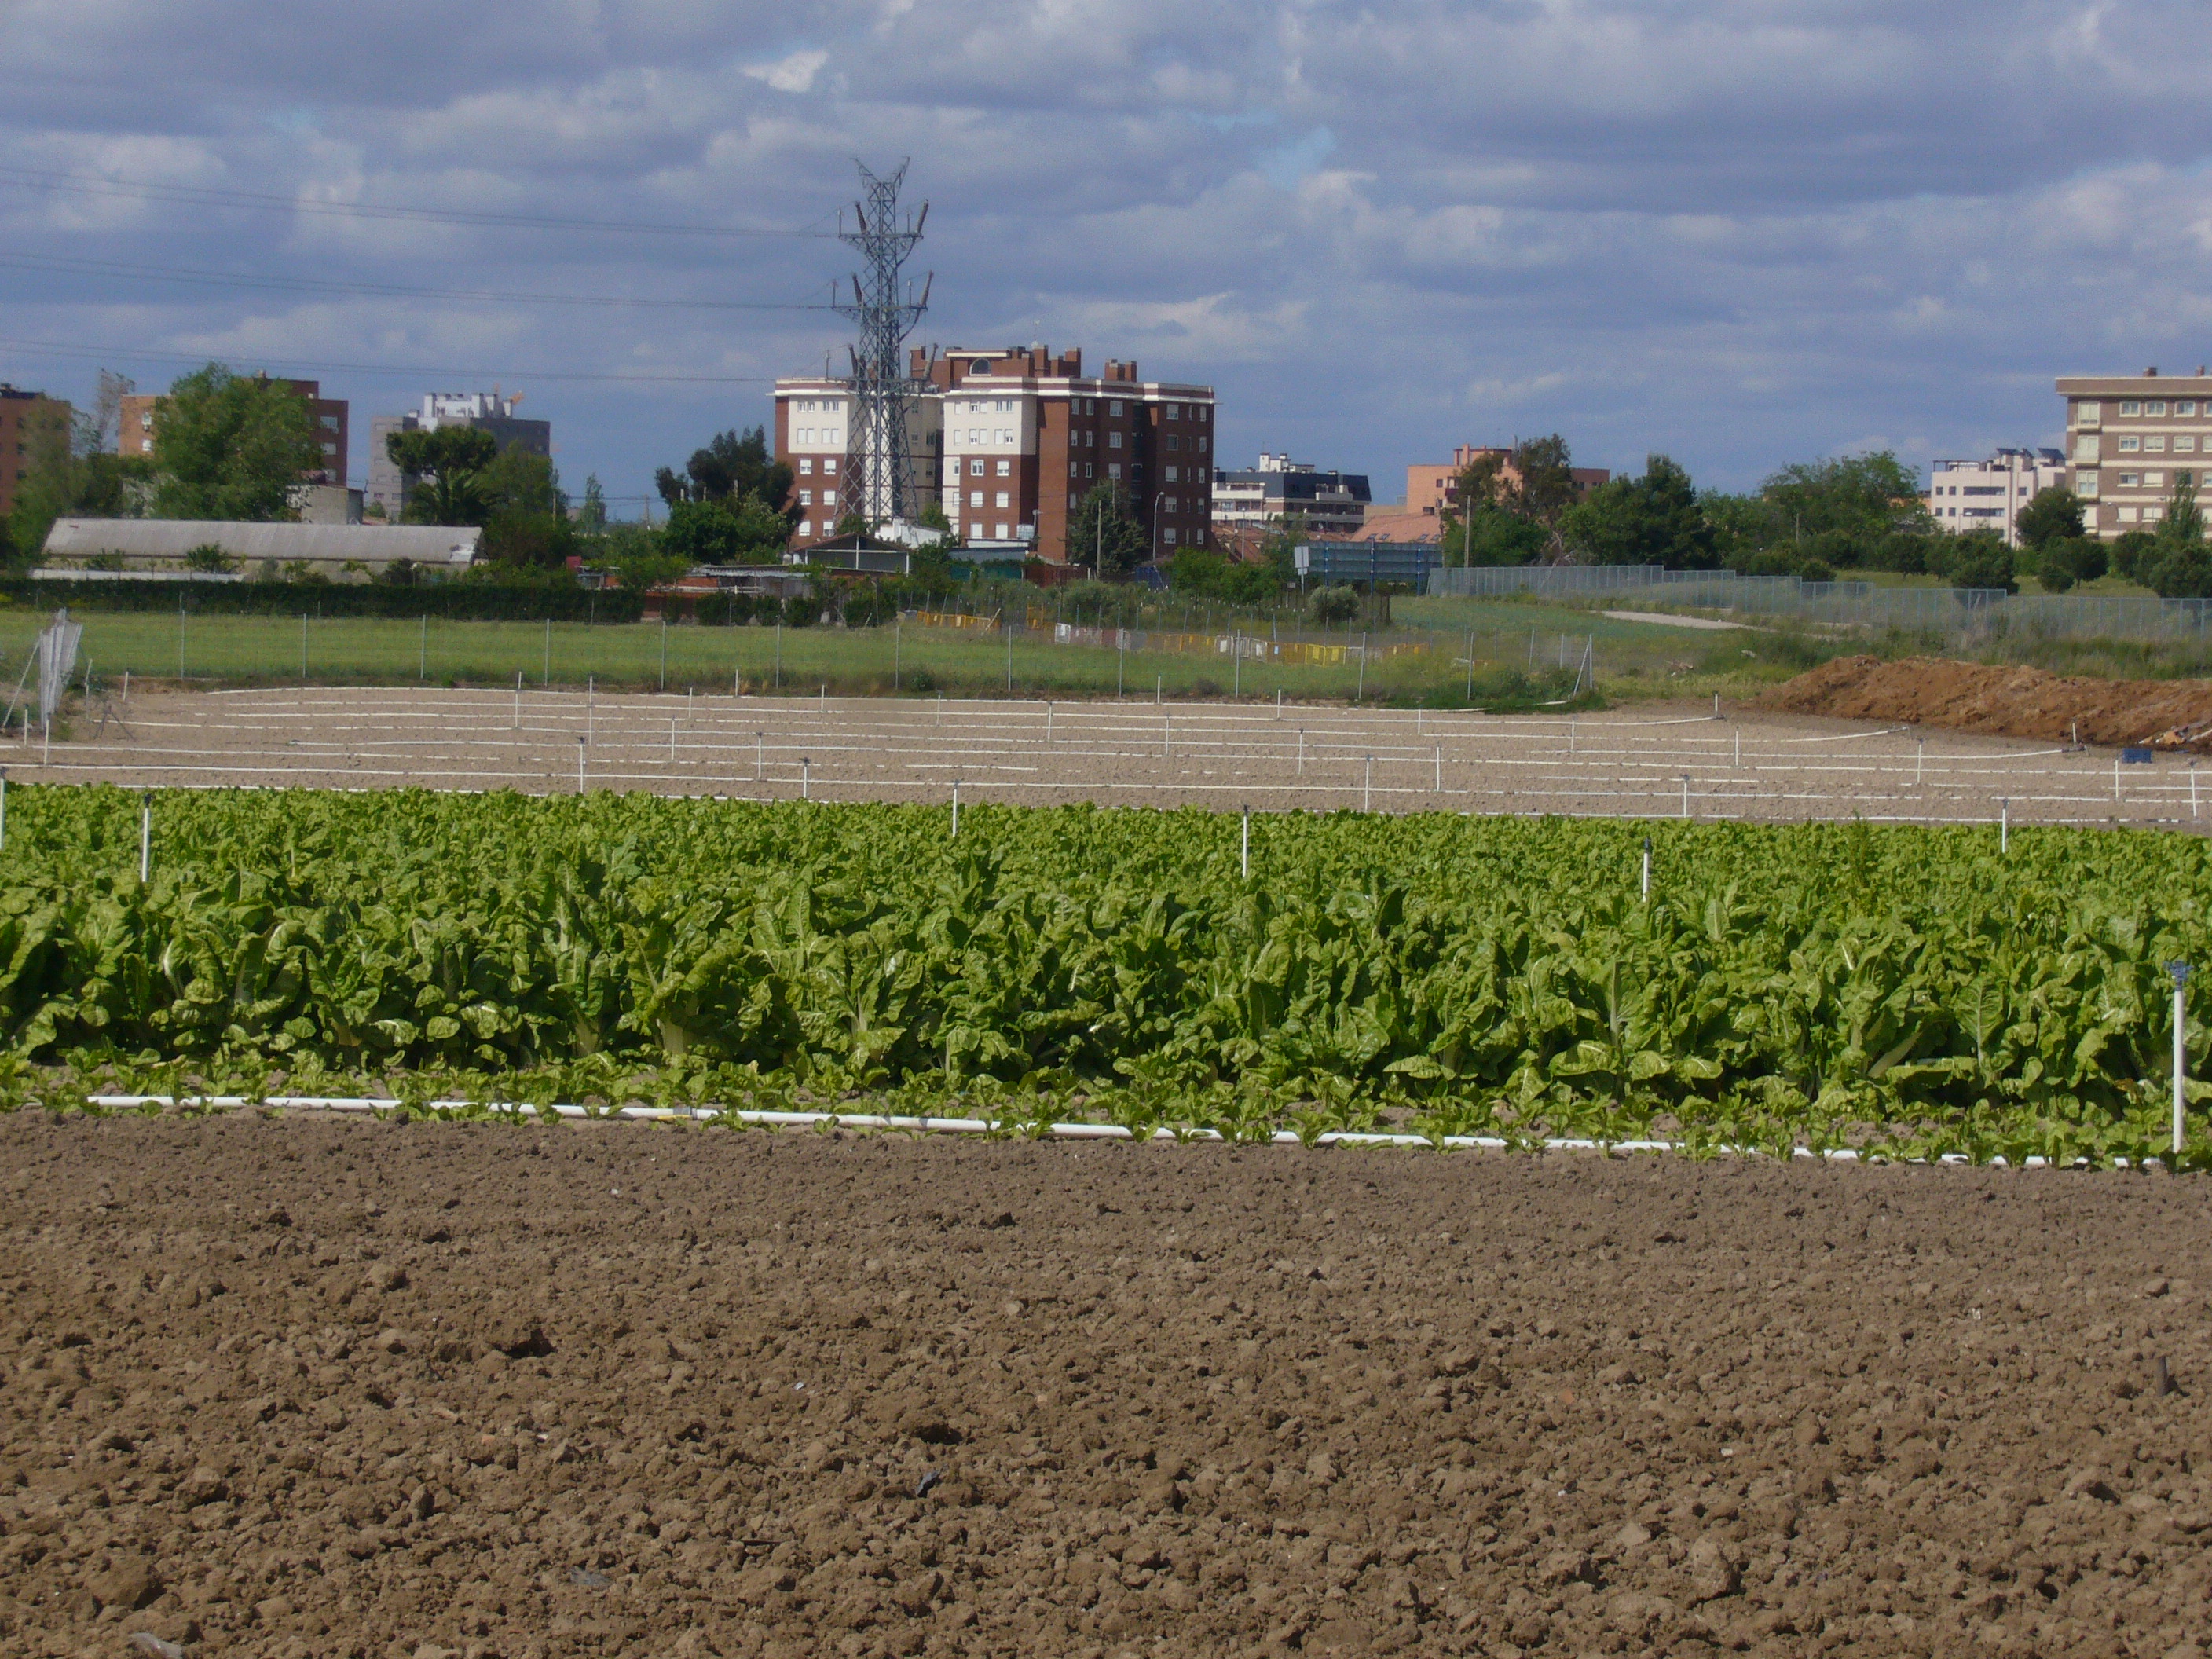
[833,161,932,529]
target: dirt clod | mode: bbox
[1766,653,2212,748]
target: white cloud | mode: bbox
[745,49,830,95]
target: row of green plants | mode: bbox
[2,788,2208,1165]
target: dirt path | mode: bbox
[3,1112,2208,1658]
[1764,655,2212,750]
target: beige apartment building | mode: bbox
[1405,445,1608,522]
[772,344,1217,563]
[2060,368,2212,538]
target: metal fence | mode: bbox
[1425,564,2212,642]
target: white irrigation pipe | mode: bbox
[2172,961,2192,1158]
[77,1094,2140,1166]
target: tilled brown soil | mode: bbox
[1764,655,2212,750]
[5,1115,2211,1659]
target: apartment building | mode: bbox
[367,392,551,519]
[1926,449,2067,546]
[771,344,1218,563]
[122,377,348,486]
[2059,368,2212,539]
[1406,445,1608,521]
[0,385,71,519]
[1211,454,1372,540]
[770,379,939,541]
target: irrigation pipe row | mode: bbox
[77,1094,2167,1169]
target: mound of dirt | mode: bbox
[1764,654,2212,749]
[6,1114,2212,1659]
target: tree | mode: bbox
[654,427,793,518]
[386,426,499,526]
[1067,482,1148,578]
[1760,452,1923,542]
[1945,530,2016,593]
[1561,454,1716,569]
[1508,434,1578,525]
[577,474,608,534]
[148,365,321,521]
[1451,451,1508,515]
[2014,487,2084,551]
[661,495,793,566]
[2141,473,2212,597]
[5,404,142,565]
[1168,545,1280,603]
[1445,507,1547,566]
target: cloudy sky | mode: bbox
[3,0,2205,511]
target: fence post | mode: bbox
[139,792,151,884]
[2173,962,2193,1159]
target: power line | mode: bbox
[0,251,836,313]
[0,337,772,386]
[0,165,835,239]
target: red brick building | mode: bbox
[773,345,1218,564]
[0,385,71,520]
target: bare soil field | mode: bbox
[5,1112,2211,1659]
[1764,657,2212,752]
[25,683,2212,829]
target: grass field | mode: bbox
[0,605,1666,706]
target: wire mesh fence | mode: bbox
[1426,564,2212,643]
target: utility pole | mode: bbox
[833,162,932,531]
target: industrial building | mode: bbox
[368,391,551,520]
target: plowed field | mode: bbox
[4,1112,2209,1659]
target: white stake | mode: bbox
[1,767,9,850]
[756,731,764,781]
[1155,674,1163,705]
[1164,715,1171,760]
[1641,836,1650,901]
[951,778,961,837]
[2173,962,2192,1159]
[1364,755,1373,811]
[2193,762,2200,820]
[1434,742,1442,793]
[139,793,151,883]
[122,670,129,703]
[1241,805,1251,880]
[1298,728,1305,775]
[588,676,595,745]
[2000,798,2009,853]
[1276,688,1283,719]
[42,717,49,767]
[1047,701,1053,746]
[1734,727,1740,768]
[802,756,811,800]
[1680,773,1690,819]
[1712,692,1719,717]
[576,736,585,793]
[1916,737,1924,784]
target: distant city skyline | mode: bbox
[5,3,2206,512]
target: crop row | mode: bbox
[0,786,2207,1164]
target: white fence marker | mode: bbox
[1641,836,1650,901]
[1364,756,1373,811]
[2172,962,2194,1157]
[139,793,151,883]
[1241,806,1251,880]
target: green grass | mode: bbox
[5,607,1596,708]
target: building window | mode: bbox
[1165,466,1179,483]
[2119,472,2141,487]
[2077,471,2099,496]
[1069,461,1079,478]
[2119,506,2139,522]
[2119,436,2141,452]
[822,490,837,508]
[965,459,980,476]
[2148,471,2165,488]
[969,490,983,508]
[2180,436,2200,453]
[2146,505,2166,522]
[996,399,1013,413]
[995,459,1010,477]
[2181,401,2199,416]
[798,519,811,535]
[1085,462,1093,479]
[1199,436,1207,454]
[2148,401,2169,416]
[1165,434,1181,452]
[995,522,1009,539]
[799,458,813,475]
[1108,401,1124,416]
[1109,463,1122,481]
[1109,432,1122,449]
[2121,401,2142,416]
[2148,435,2169,453]
[1167,404,1181,420]
[994,491,1009,508]
[798,489,813,507]
[320,414,339,430]
[2076,401,2100,426]
[823,458,837,474]
[797,427,813,444]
